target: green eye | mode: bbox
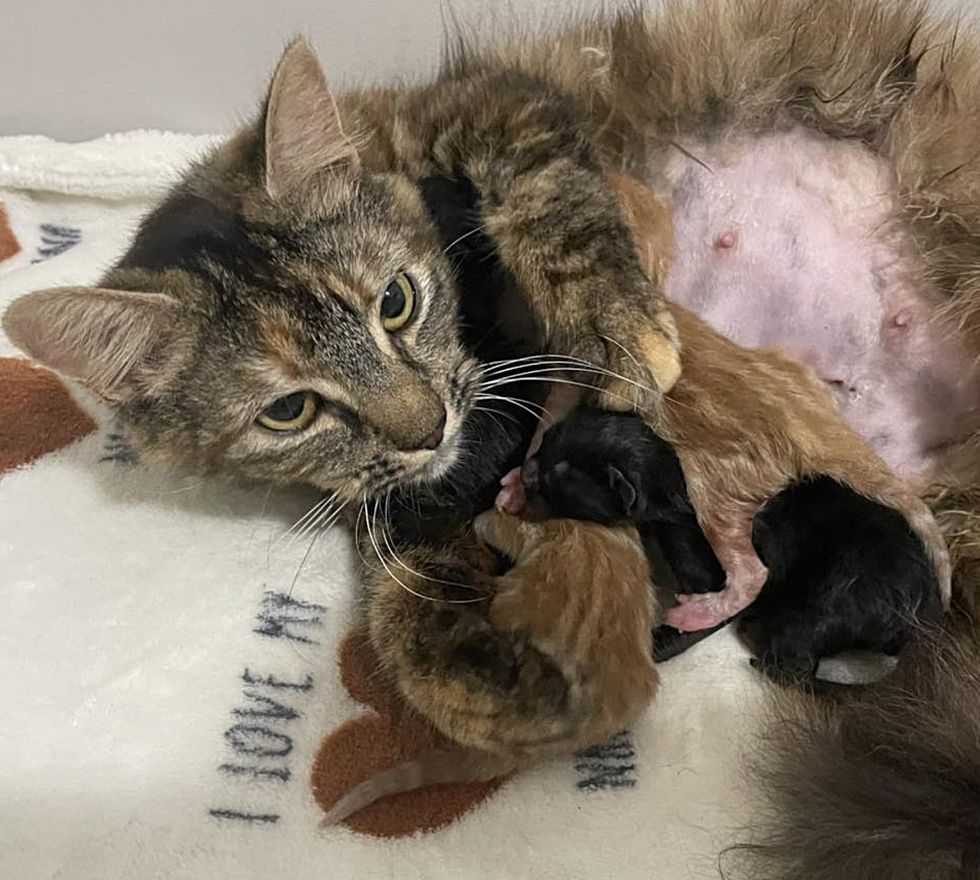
[257,391,318,431]
[380,272,417,331]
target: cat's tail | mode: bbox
[319,749,517,826]
[727,624,980,880]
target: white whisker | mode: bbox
[363,497,484,604]
[442,223,488,255]
[274,490,338,549]
[380,494,486,596]
[287,528,320,598]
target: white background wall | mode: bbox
[0,0,583,141]
[2,0,969,141]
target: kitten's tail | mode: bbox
[320,749,517,826]
[728,624,980,880]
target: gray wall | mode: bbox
[2,0,967,141]
[0,0,572,140]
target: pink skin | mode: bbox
[657,127,980,486]
[495,127,980,633]
[664,504,767,633]
[496,466,526,514]
[496,384,583,514]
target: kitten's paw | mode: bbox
[473,508,538,560]
[664,593,730,633]
[495,468,526,514]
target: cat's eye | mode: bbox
[257,391,318,432]
[380,272,417,331]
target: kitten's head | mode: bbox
[520,410,647,525]
[2,40,478,500]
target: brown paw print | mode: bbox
[311,631,507,837]
[0,358,96,476]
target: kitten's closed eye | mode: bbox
[257,390,319,431]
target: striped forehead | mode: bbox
[257,289,387,382]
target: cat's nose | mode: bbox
[420,409,447,450]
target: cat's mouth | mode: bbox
[409,412,464,483]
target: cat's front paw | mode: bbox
[594,312,681,412]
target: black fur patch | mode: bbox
[743,476,943,683]
[119,192,272,281]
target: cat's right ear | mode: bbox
[263,37,360,204]
[607,465,638,518]
[2,287,177,403]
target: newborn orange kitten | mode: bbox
[321,509,658,824]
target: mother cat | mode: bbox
[6,1,980,875]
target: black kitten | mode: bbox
[523,407,724,593]
[522,409,942,679]
[517,407,725,661]
[743,476,943,683]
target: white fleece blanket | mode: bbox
[0,132,766,880]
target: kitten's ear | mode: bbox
[2,287,177,403]
[607,465,638,517]
[263,37,360,202]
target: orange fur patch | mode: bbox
[259,318,305,378]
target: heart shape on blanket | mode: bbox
[311,630,507,837]
[0,358,96,475]
[0,203,21,264]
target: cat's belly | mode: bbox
[652,128,980,484]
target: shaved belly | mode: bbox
[651,127,980,484]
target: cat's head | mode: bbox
[3,40,478,500]
[518,410,650,525]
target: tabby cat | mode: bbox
[7,3,980,871]
[3,38,678,746]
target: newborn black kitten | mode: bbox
[513,407,725,661]
[744,476,943,683]
[522,407,724,593]
[519,408,943,680]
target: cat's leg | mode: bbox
[360,532,570,751]
[663,502,768,633]
[427,75,681,405]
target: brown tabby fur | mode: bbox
[5,0,980,868]
[323,510,658,823]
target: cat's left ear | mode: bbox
[263,37,360,203]
[2,287,178,403]
[607,465,639,518]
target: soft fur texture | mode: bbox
[745,476,944,682]
[514,406,725,595]
[515,404,943,681]
[6,1,980,870]
[728,624,980,880]
[324,510,658,824]
[608,174,949,639]
[3,38,682,761]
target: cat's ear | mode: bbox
[263,37,360,202]
[2,287,178,403]
[607,465,638,517]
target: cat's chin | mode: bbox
[413,433,462,485]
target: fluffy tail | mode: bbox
[727,624,980,880]
[320,749,517,826]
